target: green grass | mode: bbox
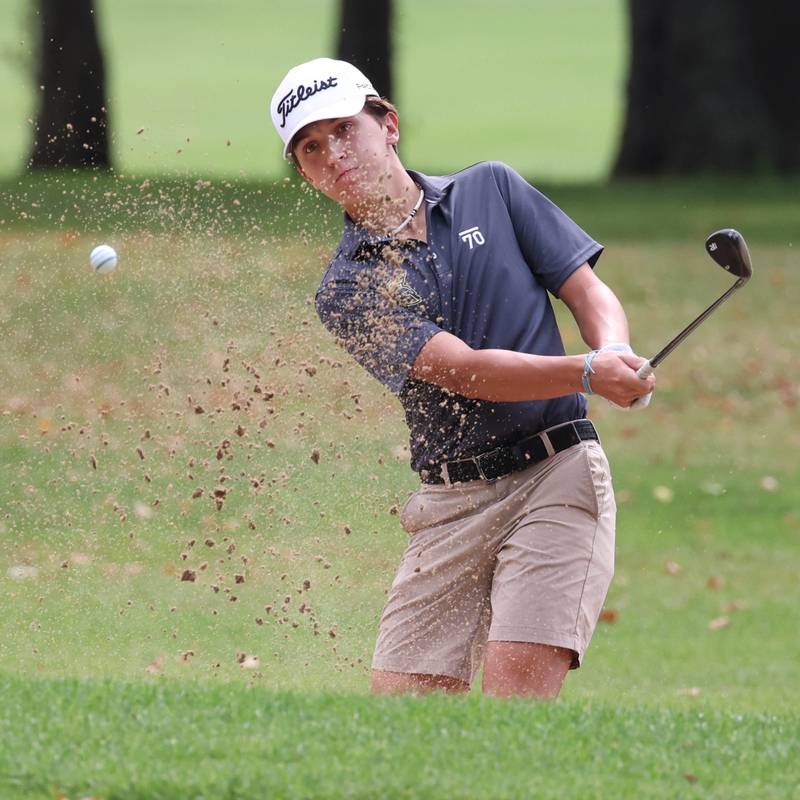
[2,170,799,246]
[1,675,798,799]
[0,0,625,181]
[1,175,799,795]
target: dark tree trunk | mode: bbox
[336,0,393,100]
[614,0,800,176]
[29,0,111,169]
[743,0,800,172]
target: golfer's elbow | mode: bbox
[410,331,485,397]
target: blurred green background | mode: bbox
[0,0,624,180]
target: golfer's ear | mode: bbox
[384,111,400,146]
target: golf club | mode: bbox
[630,228,753,409]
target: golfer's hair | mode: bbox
[363,96,399,154]
[289,95,399,168]
[362,96,398,123]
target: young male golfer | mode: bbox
[270,58,655,699]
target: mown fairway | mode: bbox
[1,175,798,797]
[2,675,799,800]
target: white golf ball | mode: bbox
[90,244,118,274]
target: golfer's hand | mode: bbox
[589,351,656,408]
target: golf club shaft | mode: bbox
[631,277,743,408]
[647,277,746,370]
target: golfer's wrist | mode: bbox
[566,354,589,394]
[551,355,588,396]
[582,350,601,394]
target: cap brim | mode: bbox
[282,94,368,159]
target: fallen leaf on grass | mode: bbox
[677,687,701,696]
[760,475,778,491]
[706,575,723,590]
[653,485,674,503]
[708,615,731,630]
[146,656,164,674]
[684,774,699,784]
[664,560,682,576]
[615,489,632,505]
[599,608,618,624]
[7,565,38,580]
[721,600,748,613]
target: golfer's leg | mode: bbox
[481,642,573,699]
[372,485,498,690]
[481,442,616,699]
[371,670,469,695]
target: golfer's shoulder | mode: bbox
[441,161,527,206]
[447,160,513,187]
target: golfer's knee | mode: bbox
[371,669,469,695]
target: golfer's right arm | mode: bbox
[410,331,654,407]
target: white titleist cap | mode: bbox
[270,57,377,159]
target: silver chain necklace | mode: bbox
[389,187,425,235]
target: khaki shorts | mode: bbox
[372,439,616,684]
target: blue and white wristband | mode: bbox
[582,350,600,395]
[582,343,634,395]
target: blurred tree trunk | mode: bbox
[614,0,800,175]
[336,0,393,99]
[28,0,111,169]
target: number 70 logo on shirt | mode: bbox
[459,226,486,249]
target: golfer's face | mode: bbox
[293,112,395,205]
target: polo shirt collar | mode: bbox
[408,169,455,204]
[338,169,455,258]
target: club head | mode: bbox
[705,229,753,283]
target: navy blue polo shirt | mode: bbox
[315,160,603,475]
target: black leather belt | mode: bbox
[420,419,599,486]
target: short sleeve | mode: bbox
[315,272,443,395]
[489,162,603,297]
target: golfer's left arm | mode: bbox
[558,263,630,349]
